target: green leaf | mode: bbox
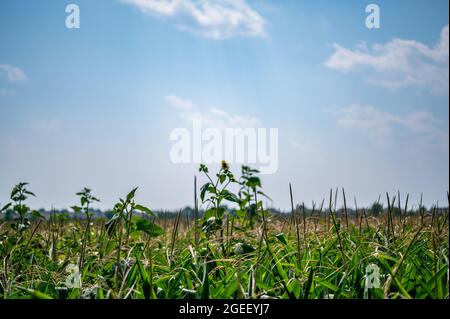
[31,210,45,219]
[276,233,288,245]
[0,203,11,213]
[134,204,154,215]
[317,279,339,292]
[201,213,222,233]
[218,174,226,184]
[113,202,124,213]
[105,214,120,237]
[257,190,272,201]
[303,267,315,299]
[20,288,53,299]
[137,258,155,299]
[239,243,255,254]
[222,274,238,298]
[133,217,164,237]
[91,196,100,202]
[246,176,261,189]
[201,262,210,299]
[126,187,139,202]
[71,206,82,213]
[200,182,212,202]
[222,190,241,204]
[204,208,216,220]
[97,287,105,299]
[199,164,209,173]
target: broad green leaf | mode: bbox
[31,210,44,219]
[200,182,211,202]
[134,217,164,237]
[134,204,153,215]
[71,206,82,213]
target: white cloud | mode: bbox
[166,94,195,109]
[188,106,261,127]
[0,64,27,82]
[121,0,266,40]
[166,93,261,127]
[325,25,449,94]
[32,119,62,132]
[334,104,448,151]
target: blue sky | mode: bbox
[0,0,448,211]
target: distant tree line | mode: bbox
[0,202,446,221]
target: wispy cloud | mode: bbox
[32,119,62,132]
[166,94,195,109]
[190,106,261,127]
[166,94,261,127]
[0,64,27,82]
[333,104,448,151]
[325,25,449,94]
[121,0,266,40]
